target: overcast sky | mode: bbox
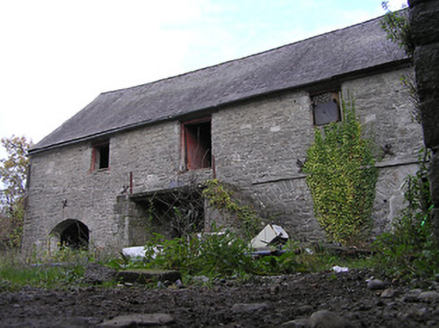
[0,0,407,157]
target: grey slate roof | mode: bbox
[31,15,406,153]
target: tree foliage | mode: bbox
[381,2,421,123]
[0,135,32,247]
[381,1,414,58]
[303,100,378,246]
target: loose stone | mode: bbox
[307,310,354,328]
[367,279,386,290]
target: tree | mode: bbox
[381,1,414,58]
[0,135,32,247]
[381,2,421,122]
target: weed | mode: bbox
[372,148,439,280]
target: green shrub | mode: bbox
[140,231,309,281]
[143,231,254,279]
[303,99,378,245]
[373,148,439,280]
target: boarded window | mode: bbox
[182,118,212,170]
[92,141,110,170]
[311,91,340,126]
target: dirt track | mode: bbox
[1,269,439,327]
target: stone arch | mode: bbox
[50,219,89,250]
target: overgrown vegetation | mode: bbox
[381,1,414,58]
[303,100,378,246]
[143,187,205,239]
[202,179,261,237]
[0,248,89,291]
[0,135,33,248]
[143,231,256,279]
[109,230,372,283]
[369,1,439,280]
[372,148,439,280]
[381,2,420,122]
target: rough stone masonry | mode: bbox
[410,0,439,241]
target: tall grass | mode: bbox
[0,246,118,291]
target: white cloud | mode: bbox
[387,0,408,10]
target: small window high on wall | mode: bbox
[181,118,212,170]
[91,141,110,171]
[311,91,341,126]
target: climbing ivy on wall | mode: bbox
[303,100,378,245]
[202,179,261,238]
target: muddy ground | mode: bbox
[1,269,439,327]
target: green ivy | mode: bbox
[202,179,261,237]
[303,99,378,245]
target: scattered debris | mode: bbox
[122,245,163,259]
[121,246,145,258]
[190,275,210,284]
[250,224,289,249]
[304,248,314,254]
[331,266,349,273]
[120,224,291,263]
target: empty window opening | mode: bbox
[311,91,341,126]
[51,219,89,250]
[182,119,212,170]
[92,142,110,170]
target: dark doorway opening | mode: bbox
[52,219,89,250]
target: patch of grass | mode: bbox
[0,264,83,290]
[0,246,120,291]
[0,248,83,291]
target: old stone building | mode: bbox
[23,14,423,252]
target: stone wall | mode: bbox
[213,67,422,241]
[409,0,439,241]
[22,119,215,253]
[23,67,423,252]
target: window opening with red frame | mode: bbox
[182,119,212,170]
[91,142,110,171]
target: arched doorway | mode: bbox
[51,219,89,250]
